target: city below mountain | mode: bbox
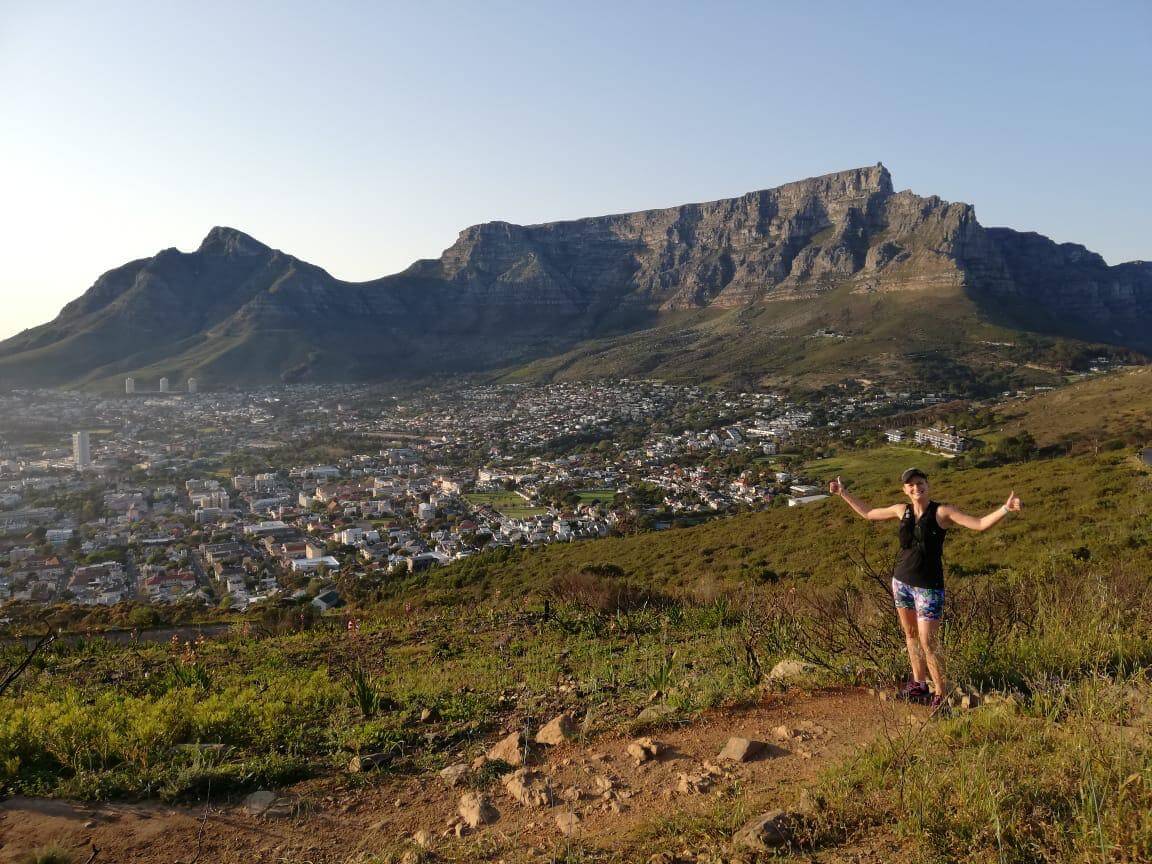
[2,164,1149,392]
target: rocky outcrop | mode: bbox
[417,163,936,311]
[977,229,1152,346]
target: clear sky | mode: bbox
[1,0,1149,339]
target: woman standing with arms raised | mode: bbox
[829,468,1022,713]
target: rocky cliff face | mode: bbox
[417,164,968,313]
[405,163,1150,345]
[1,165,1148,388]
[977,229,1152,343]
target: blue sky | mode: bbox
[1,0,1149,339]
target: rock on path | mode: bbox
[487,731,525,766]
[458,792,499,828]
[536,712,576,745]
[717,737,764,762]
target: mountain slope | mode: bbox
[1,165,1149,390]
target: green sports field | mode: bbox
[464,490,548,519]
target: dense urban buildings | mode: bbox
[0,372,1080,614]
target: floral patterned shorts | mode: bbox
[892,578,945,621]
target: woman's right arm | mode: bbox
[828,476,901,521]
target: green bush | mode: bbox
[0,667,342,798]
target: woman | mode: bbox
[828,468,1022,713]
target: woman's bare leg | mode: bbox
[917,617,946,696]
[897,606,927,682]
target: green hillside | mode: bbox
[997,365,1152,448]
[2,446,1150,862]
[502,285,1084,392]
[407,450,1148,605]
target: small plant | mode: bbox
[344,663,388,718]
[164,659,211,690]
[644,651,677,695]
[469,757,513,788]
[720,636,762,690]
[18,845,75,864]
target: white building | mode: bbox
[72,431,91,468]
[338,527,364,545]
[914,427,968,453]
[788,494,830,507]
[46,528,74,544]
[190,489,229,510]
[187,377,198,394]
[290,555,340,573]
[789,484,823,497]
[195,507,223,523]
[244,520,288,536]
[125,377,135,394]
[159,377,170,393]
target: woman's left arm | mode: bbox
[938,491,1022,532]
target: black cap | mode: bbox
[901,467,928,483]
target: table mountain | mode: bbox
[1,164,1148,390]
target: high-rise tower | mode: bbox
[73,431,91,468]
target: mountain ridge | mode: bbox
[2,164,1149,390]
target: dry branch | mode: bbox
[0,628,56,698]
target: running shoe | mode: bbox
[896,680,929,703]
[928,694,951,717]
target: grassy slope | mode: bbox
[416,450,1150,602]
[2,445,1150,860]
[997,365,1152,447]
[501,282,1066,390]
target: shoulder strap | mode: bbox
[925,501,945,535]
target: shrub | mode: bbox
[548,569,670,614]
[127,606,159,628]
[18,846,75,864]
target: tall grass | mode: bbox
[747,558,1152,696]
[809,692,1152,862]
[763,558,1152,862]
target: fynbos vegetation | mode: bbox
[1,448,1149,861]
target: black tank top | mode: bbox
[892,501,946,589]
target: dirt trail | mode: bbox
[0,687,925,863]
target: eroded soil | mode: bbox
[0,687,926,863]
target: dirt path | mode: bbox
[0,687,925,863]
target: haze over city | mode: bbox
[1,0,1149,340]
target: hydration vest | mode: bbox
[892,500,947,589]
